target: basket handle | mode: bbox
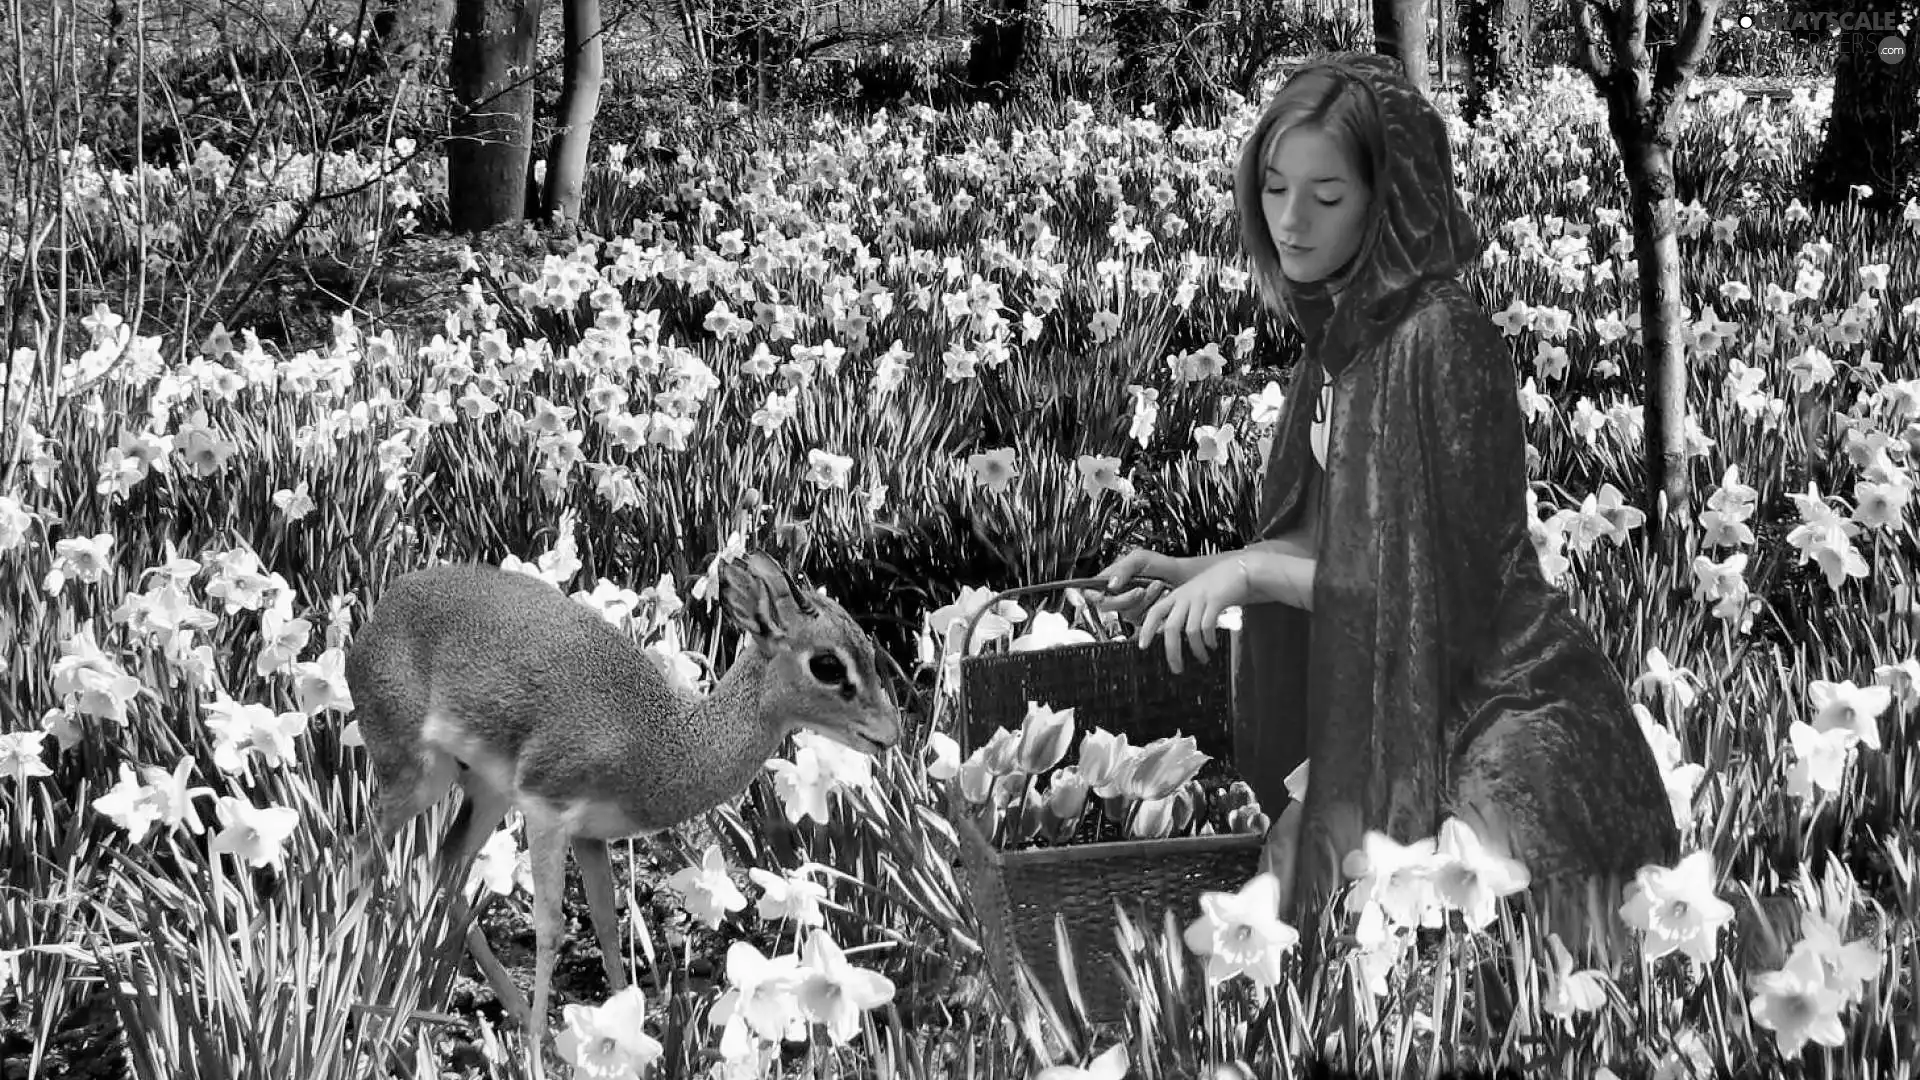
[954,574,1168,659]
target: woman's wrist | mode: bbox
[1165,552,1216,582]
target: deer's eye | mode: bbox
[808,651,848,685]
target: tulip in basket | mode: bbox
[942,577,1271,1023]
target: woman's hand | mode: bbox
[1132,555,1259,674]
[1094,548,1192,626]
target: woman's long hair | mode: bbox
[1231,68,1381,317]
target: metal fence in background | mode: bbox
[1044,0,1082,38]
[813,0,1377,43]
[1035,0,1375,40]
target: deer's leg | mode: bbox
[441,776,530,1026]
[573,837,629,993]
[520,805,573,1076]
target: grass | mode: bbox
[1,54,1918,1080]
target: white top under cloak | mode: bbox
[1309,374,1333,469]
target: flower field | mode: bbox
[3,65,1920,1079]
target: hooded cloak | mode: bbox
[1229,53,1678,925]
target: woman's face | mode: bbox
[1261,125,1371,284]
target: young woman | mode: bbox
[1100,53,1679,955]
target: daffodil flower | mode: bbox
[0,731,53,791]
[92,764,161,841]
[554,984,664,1077]
[765,745,834,825]
[1619,851,1736,967]
[1748,943,1848,1058]
[1034,1043,1128,1080]
[466,826,532,899]
[749,867,828,928]
[795,728,875,788]
[1430,816,1531,931]
[1808,679,1892,751]
[1181,871,1299,987]
[665,844,748,929]
[1345,897,1410,999]
[1542,932,1610,1020]
[1343,831,1442,930]
[1794,907,1881,1005]
[796,930,895,1046]
[1785,720,1855,802]
[923,730,960,780]
[718,941,804,1043]
[208,794,300,870]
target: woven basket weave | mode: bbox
[948,577,1264,1023]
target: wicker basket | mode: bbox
[948,577,1264,1024]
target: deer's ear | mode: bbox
[717,553,784,642]
[744,550,790,588]
[718,551,803,641]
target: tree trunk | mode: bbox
[1801,0,1920,212]
[1571,0,1721,533]
[673,0,711,74]
[1373,0,1431,96]
[757,26,771,110]
[1617,129,1691,530]
[967,0,1032,102]
[542,0,604,225]
[447,0,546,233]
[1460,0,1533,123]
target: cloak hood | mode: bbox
[1263,53,1483,375]
[1255,53,1484,540]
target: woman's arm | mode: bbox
[1238,460,1320,575]
[1162,547,1317,609]
[1248,533,1315,560]
[1176,469,1319,592]
[1174,530,1312,578]
[1249,461,1322,562]
[1237,550,1315,611]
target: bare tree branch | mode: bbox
[1569,0,1613,82]
[782,0,945,67]
[1621,0,1650,74]
[1653,0,1722,104]
[1601,0,1653,113]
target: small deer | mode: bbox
[345,552,901,1071]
